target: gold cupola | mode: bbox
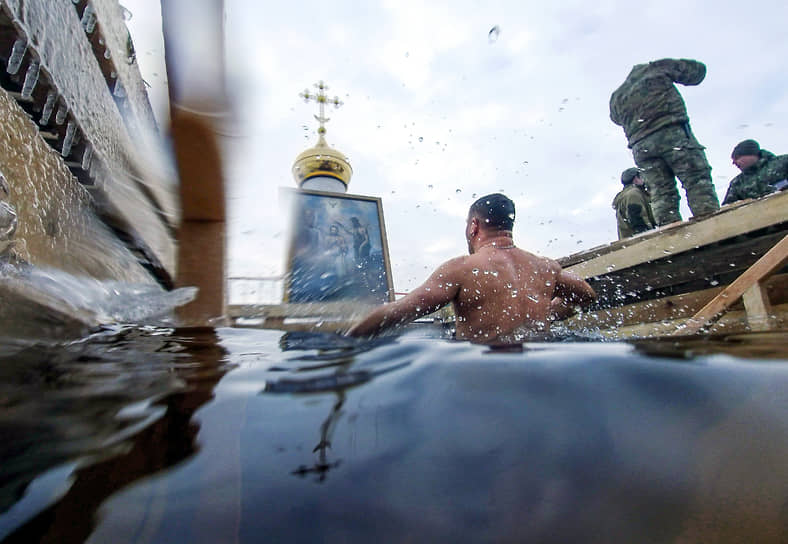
[292,81,353,192]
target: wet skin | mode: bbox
[347,216,596,343]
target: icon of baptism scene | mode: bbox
[283,81,393,304]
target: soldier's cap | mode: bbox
[621,167,643,185]
[731,139,760,159]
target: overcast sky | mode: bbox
[124,0,788,295]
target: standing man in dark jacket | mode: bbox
[723,139,788,204]
[613,167,656,239]
[610,58,720,225]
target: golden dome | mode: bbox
[292,130,353,188]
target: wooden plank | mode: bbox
[567,285,728,330]
[596,303,788,340]
[163,0,227,326]
[565,192,788,278]
[586,230,787,307]
[558,198,753,267]
[228,301,375,319]
[742,284,773,331]
[675,235,788,335]
[566,273,788,331]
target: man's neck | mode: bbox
[475,234,515,252]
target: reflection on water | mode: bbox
[0,326,787,543]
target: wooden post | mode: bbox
[742,283,773,331]
[674,234,788,335]
[161,0,228,326]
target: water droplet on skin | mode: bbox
[472,268,479,276]
[488,25,500,43]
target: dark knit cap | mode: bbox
[732,139,760,159]
[621,167,642,185]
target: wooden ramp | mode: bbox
[559,192,788,338]
[674,234,788,335]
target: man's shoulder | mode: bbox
[435,254,471,275]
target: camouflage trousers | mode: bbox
[631,124,720,225]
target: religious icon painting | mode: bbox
[283,189,394,304]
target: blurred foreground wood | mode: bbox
[162,0,228,326]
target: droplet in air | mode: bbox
[418,136,423,142]
[488,26,500,43]
[456,188,462,194]
[427,184,433,189]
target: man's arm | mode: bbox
[626,203,651,234]
[653,58,706,86]
[346,260,462,337]
[722,177,742,205]
[550,269,596,321]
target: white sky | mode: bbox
[124,0,788,293]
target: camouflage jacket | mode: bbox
[722,150,787,205]
[612,184,656,239]
[609,59,706,146]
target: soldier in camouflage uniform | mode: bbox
[722,139,788,204]
[612,167,656,240]
[610,58,720,225]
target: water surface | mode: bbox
[1,326,787,543]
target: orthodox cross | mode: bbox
[299,80,343,136]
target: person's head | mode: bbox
[621,167,644,186]
[350,217,360,227]
[329,225,339,235]
[466,193,515,253]
[731,139,761,171]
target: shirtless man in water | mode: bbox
[347,193,596,343]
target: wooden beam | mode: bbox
[565,192,788,279]
[742,283,773,331]
[585,230,787,308]
[162,0,228,326]
[673,235,788,335]
[595,303,788,340]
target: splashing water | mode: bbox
[0,264,196,339]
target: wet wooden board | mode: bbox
[561,191,788,278]
[595,302,788,339]
[568,273,788,331]
[586,229,788,306]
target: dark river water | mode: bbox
[0,325,786,543]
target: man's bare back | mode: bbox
[347,194,595,343]
[449,243,573,341]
